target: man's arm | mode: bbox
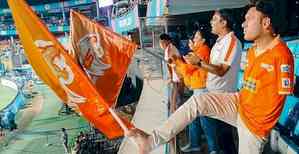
[200,60,230,77]
[184,52,230,77]
[167,63,174,82]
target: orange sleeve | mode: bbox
[223,35,238,66]
[175,59,200,87]
[276,51,294,95]
[194,44,210,63]
[175,44,210,89]
[174,59,189,86]
[175,59,187,75]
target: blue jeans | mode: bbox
[188,89,206,147]
[200,117,219,152]
[188,89,219,152]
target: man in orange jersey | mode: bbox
[127,1,294,154]
[175,30,210,93]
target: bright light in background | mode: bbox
[98,0,114,8]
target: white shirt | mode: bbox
[207,32,242,92]
[164,44,181,83]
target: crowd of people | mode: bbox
[0,16,67,33]
[112,0,148,17]
[127,1,296,154]
[44,17,69,28]
[60,128,122,154]
[0,24,15,32]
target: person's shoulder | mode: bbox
[246,46,255,58]
[170,44,180,54]
[273,40,293,58]
[222,32,240,47]
[170,43,179,50]
[224,32,236,40]
[201,43,211,51]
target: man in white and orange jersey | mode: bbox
[159,33,183,110]
[127,1,294,154]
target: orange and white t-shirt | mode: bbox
[207,32,242,92]
[175,43,210,89]
[239,38,294,137]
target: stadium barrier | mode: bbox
[0,78,26,129]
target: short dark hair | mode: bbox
[194,29,208,40]
[192,28,211,47]
[159,33,172,41]
[255,0,279,34]
[216,9,235,30]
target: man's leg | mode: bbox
[237,116,267,154]
[189,117,202,147]
[151,92,239,148]
[217,120,238,154]
[169,82,180,154]
[200,116,220,153]
[181,88,208,152]
[63,143,69,154]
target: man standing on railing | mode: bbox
[127,1,294,154]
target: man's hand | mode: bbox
[168,55,180,64]
[126,128,153,154]
[168,58,173,64]
[183,52,201,65]
[166,78,173,85]
[188,39,195,51]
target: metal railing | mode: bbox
[137,18,178,152]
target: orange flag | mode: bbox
[8,0,133,139]
[70,11,137,107]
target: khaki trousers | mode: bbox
[151,92,267,154]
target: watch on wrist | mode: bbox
[197,60,202,67]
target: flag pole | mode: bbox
[108,107,139,148]
[108,108,128,133]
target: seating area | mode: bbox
[270,95,299,154]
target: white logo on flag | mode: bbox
[35,40,86,105]
[77,33,111,83]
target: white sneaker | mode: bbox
[209,151,217,154]
[180,144,201,152]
